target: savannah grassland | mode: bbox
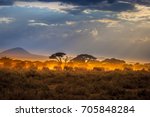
[0,58,150,100]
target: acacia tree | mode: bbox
[71,54,97,63]
[49,52,72,70]
[49,52,71,64]
[49,52,66,63]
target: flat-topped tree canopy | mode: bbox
[71,54,97,63]
[49,52,66,62]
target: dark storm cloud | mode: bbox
[0,0,14,5]
[38,0,150,5]
[1,0,150,6]
[64,1,135,15]
[0,0,135,14]
[0,0,115,5]
[39,0,116,5]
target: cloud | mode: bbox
[28,20,54,27]
[90,28,98,37]
[14,1,75,13]
[49,23,63,26]
[36,0,116,5]
[63,1,135,15]
[132,37,150,44]
[28,22,49,27]
[82,9,103,14]
[95,19,118,23]
[118,4,150,22]
[91,18,120,27]
[0,0,14,5]
[28,20,36,23]
[0,1,150,62]
[12,0,135,15]
[65,21,76,25]
[0,17,15,24]
[76,30,82,33]
[0,0,116,6]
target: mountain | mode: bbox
[0,47,48,61]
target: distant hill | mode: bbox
[0,47,48,61]
[101,58,126,64]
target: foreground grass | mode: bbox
[0,68,150,100]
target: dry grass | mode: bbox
[0,68,150,100]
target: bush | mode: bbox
[0,67,150,99]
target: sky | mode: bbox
[0,0,150,62]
